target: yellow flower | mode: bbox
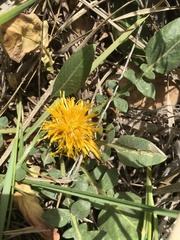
[42,93,101,160]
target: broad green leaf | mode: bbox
[119,90,130,97]
[41,189,57,201]
[83,158,97,171]
[117,135,164,152]
[135,76,155,98]
[48,168,61,179]
[98,192,143,240]
[145,17,180,74]
[28,147,38,155]
[63,223,111,240]
[41,151,55,166]
[140,63,155,79]
[106,123,115,143]
[63,223,86,240]
[108,135,167,168]
[86,231,112,240]
[113,97,128,112]
[98,168,118,192]
[84,231,112,240]
[42,208,70,228]
[90,165,107,180]
[15,167,26,181]
[52,45,95,97]
[124,69,155,98]
[101,146,111,162]
[71,199,91,219]
[107,80,117,90]
[72,175,89,191]
[63,198,74,209]
[124,69,136,84]
[86,185,98,194]
[0,0,37,25]
[0,116,8,129]
[96,94,105,104]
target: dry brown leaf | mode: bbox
[0,13,42,62]
[28,165,41,178]
[14,183,60,240]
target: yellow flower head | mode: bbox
[42,93,101,160]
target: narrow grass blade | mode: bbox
[0,0,37,25]
[90,15,148,72]
[0,96,22,238]
[23,179,179,219]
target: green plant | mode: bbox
[0,1,180,240]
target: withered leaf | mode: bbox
[0,13,42,62]
[14,183,60,240]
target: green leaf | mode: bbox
[117,135,154,151]
[86,185,98,194]
[0,98,22,239]
[124,68,155,98]
[98,192,143,240]
[140,63,155,79]
[41,151,55,166]
[48,168,61,179]
[91,16,148,72]
[107,80,117,90]
[90,165,107,180]
[72,175,89,191]
[42,208,70,227]
[145,17,180,74]
[111,0,141,28]
[108,135,167,168]
[87,231,112,240]
[63,223,111,240]
[106,123,115,143]
[24,178,179,218]
[41,189,57,201]
[124,69,136,84]
[71,199,91,219]
[101,146,111,162]
[96,94,105,104]
[98,168,118,192]
[0,116,8,129]
[52,45,95,97]
[63,223,87,240]
[113,97,128,112]
[111,0,146,55]
[135,77,155,98]
[15,167,26,181]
